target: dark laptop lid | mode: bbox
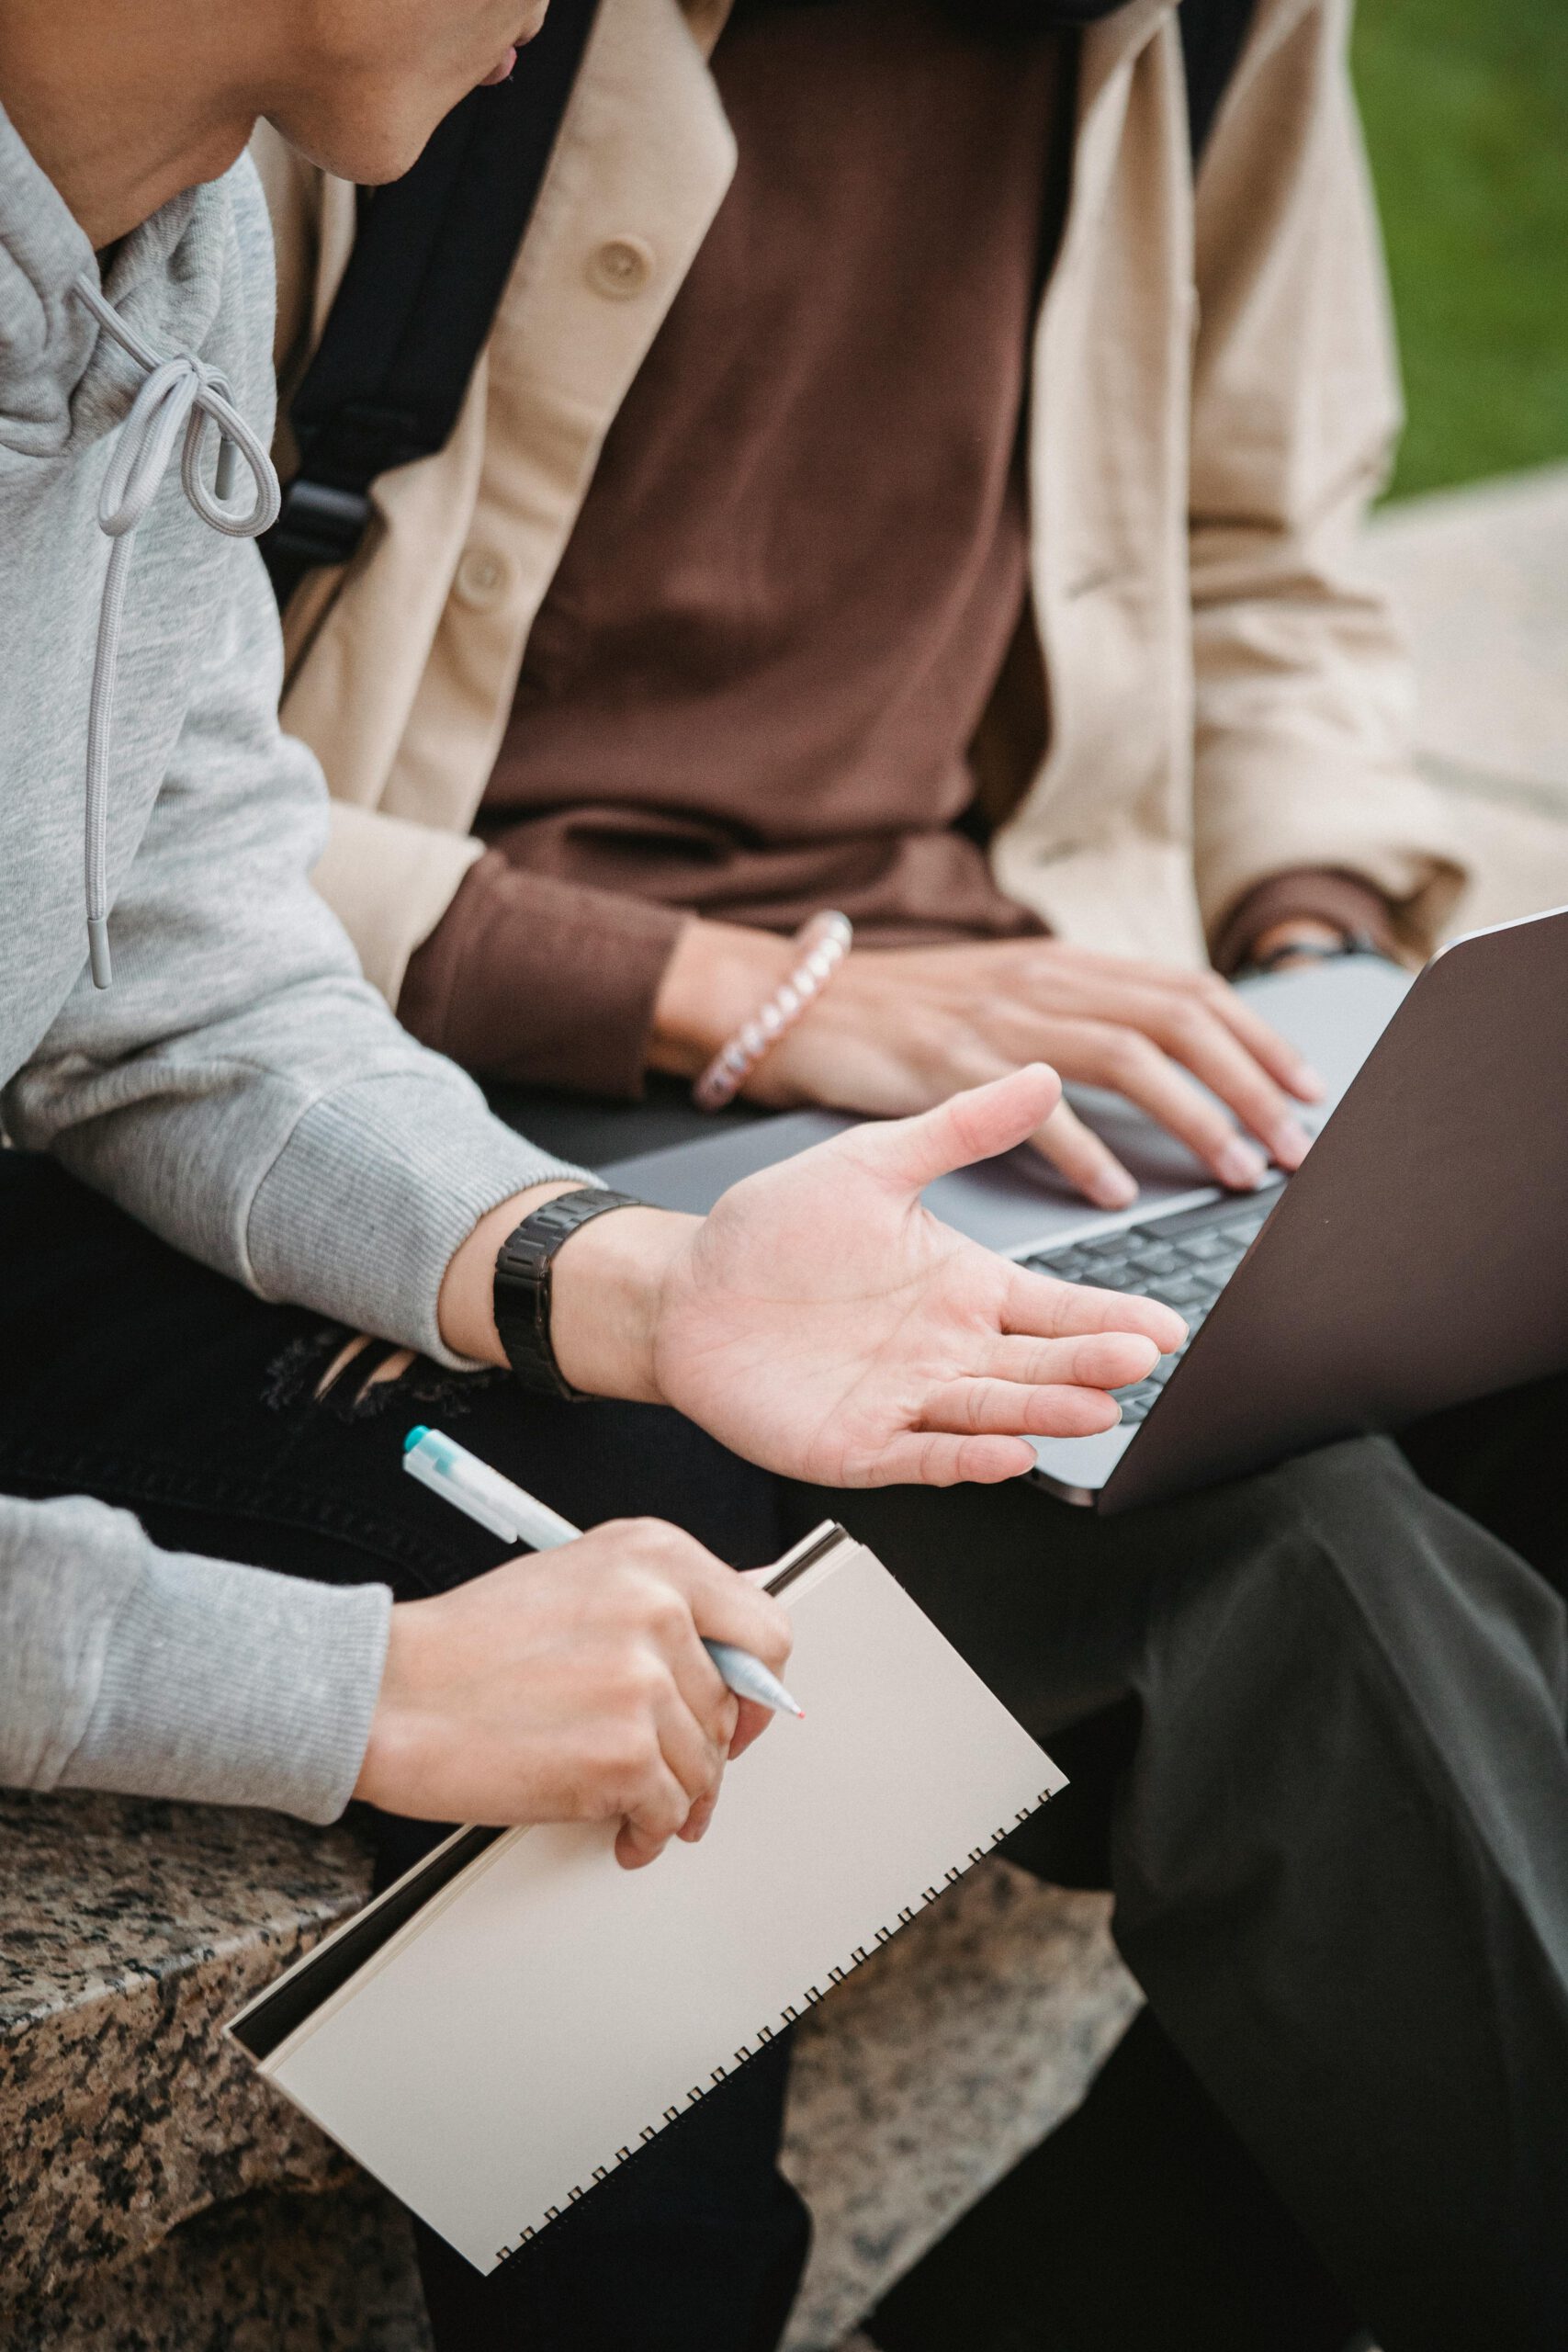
[1100,907,1568,1513]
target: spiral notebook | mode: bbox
[228,1523,1064,2274]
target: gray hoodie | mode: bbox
[0,112,584,1822]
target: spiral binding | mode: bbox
[491,1783,1058,2264]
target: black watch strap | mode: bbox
[493,1188,647,1398]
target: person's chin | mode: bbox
[275,8,550,186]
[280,95,468,189]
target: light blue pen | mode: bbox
[403,1426,805,1719]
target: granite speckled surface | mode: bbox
[782,1862,1138,2351]
[3,2178,433,2352]
[0,1788,371,2308]
[1,1783,1137,2349]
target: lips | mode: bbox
[484,4,547,85]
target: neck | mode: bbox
[0,0,267,247]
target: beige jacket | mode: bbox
[257,0,1465,1007]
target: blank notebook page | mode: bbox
[257,1537,1062,2272]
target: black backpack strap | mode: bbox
[1179,0,1260,165]
[263,0,602,608]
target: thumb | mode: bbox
[849,1065,1065,1194]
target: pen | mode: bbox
[403,1425,805,1719]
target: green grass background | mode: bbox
[1351,0,1568,499]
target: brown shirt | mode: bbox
[403,0,1066,1094]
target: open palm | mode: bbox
[652,1066,1187,1487]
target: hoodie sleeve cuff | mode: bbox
[65,1548,392,1826]
[245,1071,596,1367]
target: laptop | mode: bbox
[604,905,1568,1512]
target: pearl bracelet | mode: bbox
[693,911,853,1112]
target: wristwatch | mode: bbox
[1249,928,1381,977]
[492,1188,646,1398]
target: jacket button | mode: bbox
[453,548,511,611]
[587,236,655,300]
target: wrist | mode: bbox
[1246,917,1382,977]
[354,1600,434,1812]
[435,1182,700,1403]
[1249,917,1350,963]
[436,1181,583,1365]
[548,1204,697,1403]
[649,920,795,1080]
[1213,870,1396,978]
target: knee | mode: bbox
[1250,1433,1436,1611]
[1150,1432,1416,1629]
[1156,1432,1568,1725]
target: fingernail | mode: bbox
[1295,1063,1325,1101]
[1217,1138,1268,1189]
[1091,1170,1138,1210]
[1270,1117,1313,1170]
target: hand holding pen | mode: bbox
[404,1426,806,1717]
[356,1453,797,1867]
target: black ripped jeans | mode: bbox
[7,1146,1568,2352]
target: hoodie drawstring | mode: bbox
[70,274,281,988]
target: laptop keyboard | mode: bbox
[1022,1183,1283,1425]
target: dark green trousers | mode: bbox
[824,1411,1568,2352]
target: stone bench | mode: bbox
[0,1787,1139,2352]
